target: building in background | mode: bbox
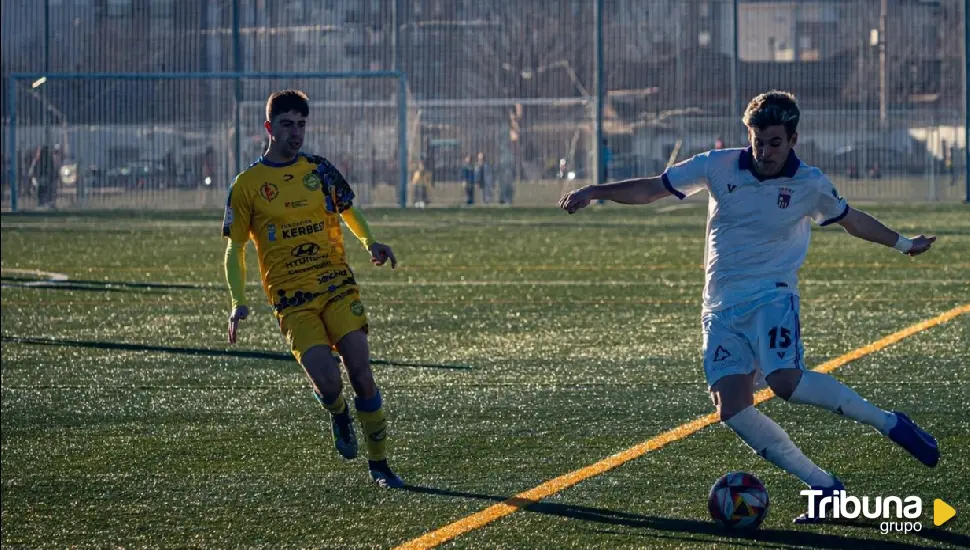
[1,0,964,205]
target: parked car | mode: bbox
[90,160,208,190]
[829,145,923,178]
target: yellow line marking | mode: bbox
[395,303,970,550]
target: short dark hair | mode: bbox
[742,90,800,136]
[265,90,309,121]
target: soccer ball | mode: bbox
[707,471,770,530]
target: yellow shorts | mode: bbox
[277,287,369,364]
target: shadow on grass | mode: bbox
[0,336,473,370]
[1,275,216,293]
[402,484,968,550]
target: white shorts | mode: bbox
[702,291,805,388]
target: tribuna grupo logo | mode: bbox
[801,490,924,534]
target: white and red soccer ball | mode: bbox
[708,471,770,530]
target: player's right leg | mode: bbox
[770,368,939,468]
[280,310,358,460]
[336,330,404,489]
[755,293,939,468]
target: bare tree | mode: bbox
[459,4,591,99]
[843,0,948,107]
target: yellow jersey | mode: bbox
[222,153,357,314]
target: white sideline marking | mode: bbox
[0,269,70,287]
[359,279,968,287]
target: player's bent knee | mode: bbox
[713,390,755,422]
[766,368,803,401]
[711,373,756,422]
[336,331,378,398]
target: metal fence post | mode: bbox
[964,0,969,202]
[594,0,604,187]
[8,76,17,212]
[398,74,408,208]
[732,0,741,129]
[233,0,242,179]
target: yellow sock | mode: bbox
[316,391,347,416]
[355,391,388,461]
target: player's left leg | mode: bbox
[324,291,404,488]
[760,294,939,468]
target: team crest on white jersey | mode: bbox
[777,187,793,209]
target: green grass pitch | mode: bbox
[2,204,968,548]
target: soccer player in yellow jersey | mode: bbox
[222,90,403,488]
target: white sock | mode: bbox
[788,371,897,435]
[725,406,835,488]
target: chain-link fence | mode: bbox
[2,0,967,210]
[4,72,407,210]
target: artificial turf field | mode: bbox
[2,203,968,549]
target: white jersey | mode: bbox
[662,147,848,312]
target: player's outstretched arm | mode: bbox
[339,206,397,268]
[559,176,671,213]
[836,206,936,256]
[224,239,250,343]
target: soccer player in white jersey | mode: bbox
[559,91,939,523]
